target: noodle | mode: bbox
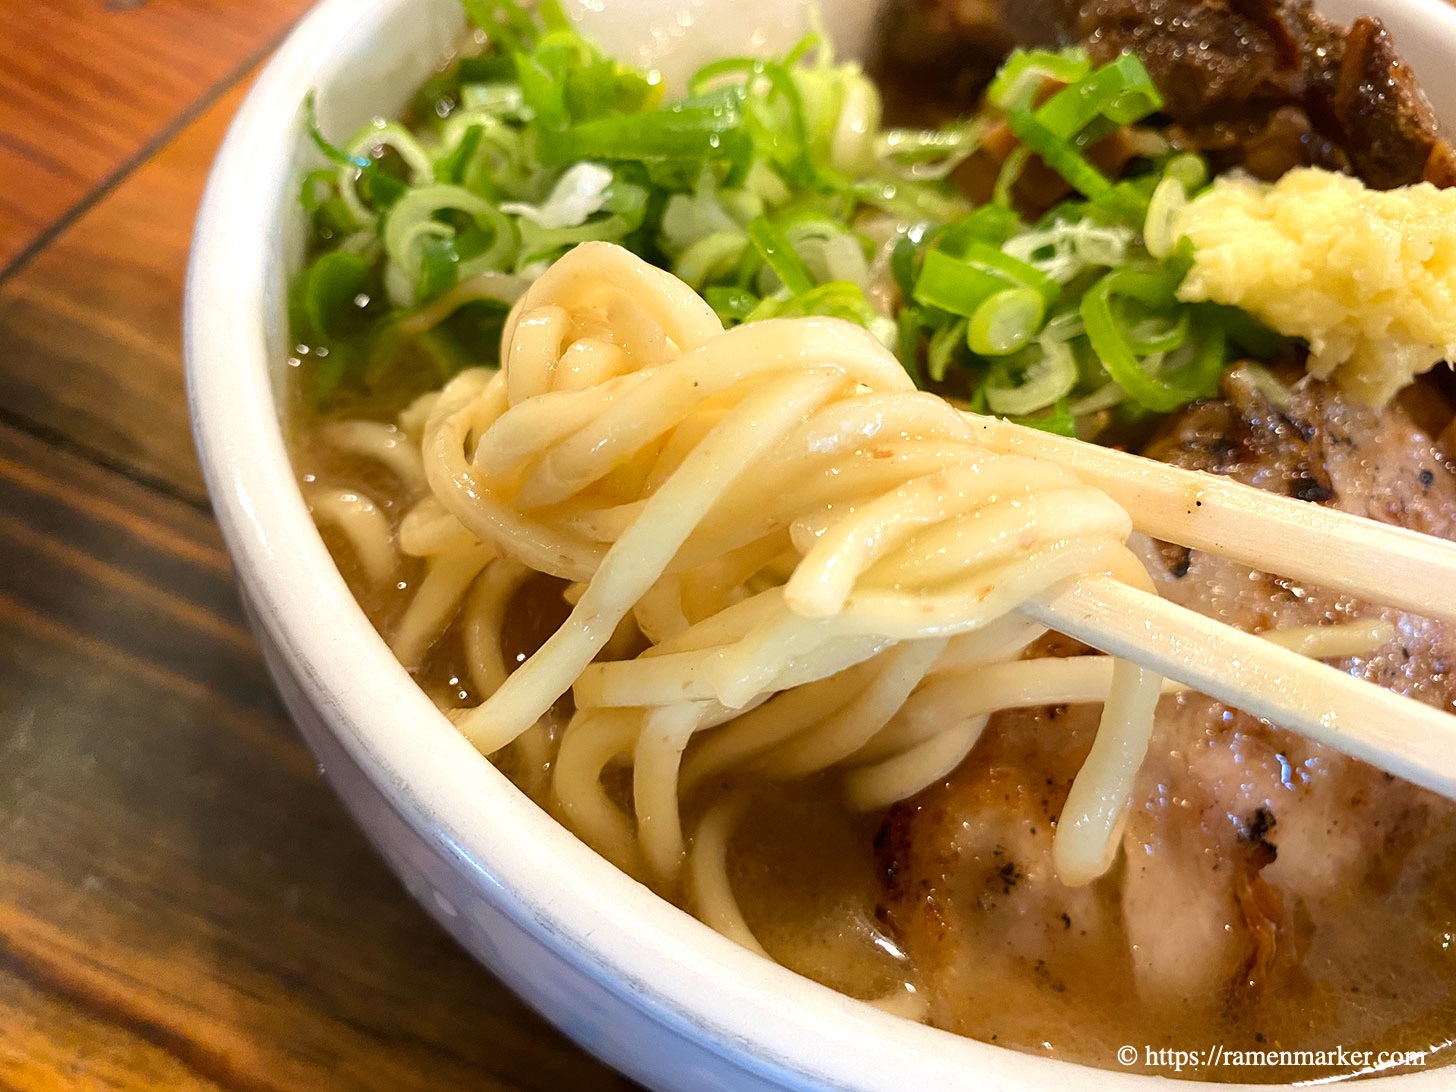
[305,486,395,587]
[307,240,1406,986]
[389,542,494,670]
[318,420,427,493]
[404,241,1163,898]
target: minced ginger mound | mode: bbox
[1172,167,1456,406]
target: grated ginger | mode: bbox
[1172,167,1456,406]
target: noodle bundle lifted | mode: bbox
[412,241,1161,896]
[306,236,1456,1036]
[365,230,1456,921]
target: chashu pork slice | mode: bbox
[878,367,1456,1073]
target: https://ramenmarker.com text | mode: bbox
[1116,1044,1429,1072]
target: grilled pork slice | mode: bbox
[887,0,1456,188]
[878,368,1456,1073]
[1075,0,1456,187]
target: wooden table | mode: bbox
[0,4,635,1088]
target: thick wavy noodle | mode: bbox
[311,240,1185,957]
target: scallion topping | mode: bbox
[291,0,969,403]
[292,5,1282,439]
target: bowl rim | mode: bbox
[183,0,1456,1087]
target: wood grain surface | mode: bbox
[0,3,635,1089]
[0,0,316,270]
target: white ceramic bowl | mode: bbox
[185,0,1456,1088]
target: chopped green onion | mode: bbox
[936,204,1021,255]
[704,287,760,322]
[690,57,813,180]
[912,243,1058,320]
[436,123,484,184]
[460,0,542,52]
[983,337,1078,414]
[913,249,1010,316]
[875,123,981,180]
[927,318,968,383]
[348,121,435,182]
[675,231,749,288]
[1066,380,1126,416]
[1143,175,1187,260]
[958,241,1059,304]
[744,281,878,328]
[987,48,1092,112]
[294,11,1264,427]
[995,52,1162,203]
[1033,53,1161,139]
[459,83,528,115]
[513,177,647,263]
[784,215,870,287]
[852,178,969,222]
[1124,308,1189,355]
[1164,152,1208,193]
[382,184,517,304]
[538,89,751,168]
[1010,399,1077,436]
[747,216,815,295]
[896,306,924,386]
[967,286,1045,356]
[890,232,921,299]
[1213,304,1293,360]
[1006,107,1111,199]
[416,234,459,301]
[1238,361,1295,411]
[1082,268,1224,411]
[992,145,1033,210]
[302,92,370,171]
[399,271,531,335]
[297,251,372,341]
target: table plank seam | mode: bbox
[0,16,307,290]
[0,404,210,514]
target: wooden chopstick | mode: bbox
[1023,576,1456,801]
[967,413,1456,626]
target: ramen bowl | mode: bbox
[183,0,1456,1087]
